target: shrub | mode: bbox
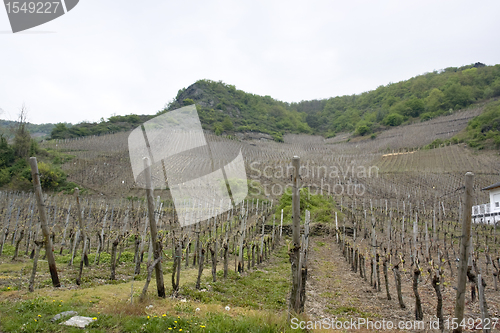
[272,132,283,142]
[222,117,234,131]
[0,168,11,186]
[356,125,371,136]
[419,112,434,122]
[36,162,67,190]
[0,135,15,168]
[383,113,404,126]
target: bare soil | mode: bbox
[305,235,500,332]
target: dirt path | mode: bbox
[305,235,500,332]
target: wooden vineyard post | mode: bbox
[454,172,474,333]
[143,157,165,298]
[29,157,60,288]
[371,210,376,289]
[289,156,302,313]
[238,211,246,273]
[60,203,71,255]
[75,188,87,285]
[280,209,283,238]
[299,210,310,312]
[272,214,275,249]
[28,240,43,292]
[335,211,338,242]
[260,217,265,263]
[477,273,490,333]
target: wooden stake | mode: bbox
[29,157,60,288]
[454,172,474,333]
[143,157,165,298]
[289,156,301,313]
[75,188,87,285]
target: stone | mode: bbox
[60,316,95,328]
[51,311,78,322]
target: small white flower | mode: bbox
[195,308,200,312]
[225,306,230,311]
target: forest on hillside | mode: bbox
[296,63,500,136]
[47,63,500,144]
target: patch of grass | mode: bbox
[0,243,15,257]
[174,302,195,314]
[0,296,301,332]
[0,240,301,332]
[274,188,343,224]
[180,245,290,310]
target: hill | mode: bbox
[0,119,61,139]
[48,63,500,144]
[161,79,311,141]
[294,62,500,136]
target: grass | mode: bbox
[0,242,305,332]
[0,296,295,332]
[181,245,290,310]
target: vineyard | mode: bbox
[1,104,500,332]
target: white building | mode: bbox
[472,181,500,224]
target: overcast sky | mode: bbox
[1,0,499,125]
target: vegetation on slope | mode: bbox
[296,63,500,137]
[456,100,500,149]
[0,119,61,139]
[162,79,311,141]
[274,187,343,224]
[48,63,500,144]
[0,118,79,192]
[50,114,151,139]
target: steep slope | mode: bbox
[161,79,311,141]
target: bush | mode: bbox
[272,132,283,142]
[419,112,434,122]
[0,168,11,186]
[0,135,15,168]
[356,125,371,136]
[35,162,67,190]
[325,131,336,139]
[461,100,500,149]
[383,113,404,126]
[222,117,234,131]
[274,187,343,224]
[425,138,444,149]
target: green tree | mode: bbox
[51,123,68,139]
[425,88,445,112]
[355,121,372,136]
[403,98,425,117]
[126,114,140,123]
[214,122,223,135]
[0,168,10,186]
[484,78,500,99]
[222,117,234,131]
[0,135,14,168]
[383,113,404,126]
[444,83,472,109]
